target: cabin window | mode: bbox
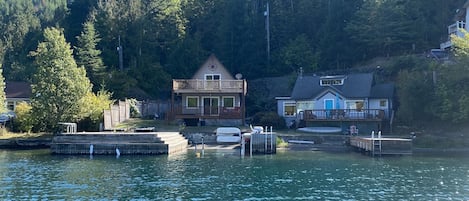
[297,101,314,111]
[284,102,296,116]
[205,74,221,80]
[7,101,14,111]
[356,101,364,111]
[222,96,235,108]
[320,79,344,86]
[345,100,364,111]
[186,96,199,109]
[380,100,387,107]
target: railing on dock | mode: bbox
[247,126,276,156]
[349,131,412,156]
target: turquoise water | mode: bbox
[0,149,468,200]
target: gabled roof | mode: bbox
[291,73,390,100]
[5,81,31,99]
[191,54,235,80]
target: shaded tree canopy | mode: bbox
[0,0,465,101]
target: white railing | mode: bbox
[173,79,245,92]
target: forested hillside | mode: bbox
[0,0,469,128]
[0,0,464,100]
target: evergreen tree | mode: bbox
[75,14,107,92]
[30,27,92,131]
[0,0,41,80]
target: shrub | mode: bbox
[252,112,286,129]
[13,102,33,133]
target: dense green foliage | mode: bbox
[75,14,107,92]
[0,0,464,99]
[30,27,92,131]
[77,90,113,131]
[0,0,468,127]
[395,30,469,125]
[252,112,286,129]
[13,101,33,133]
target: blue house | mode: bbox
[276,73,395,133]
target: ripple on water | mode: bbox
[1,150,469,200]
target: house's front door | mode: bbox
[203,97,219,116]
[325,99,333,110]
[325,99,333,118]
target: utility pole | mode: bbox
[265,1,270,65]
[117,35,123,71]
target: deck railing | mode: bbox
[300,109,385,121]
[172,106,242,119]
[173,79,245,93]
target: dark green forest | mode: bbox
[2,0,469,127]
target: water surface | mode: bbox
[0,149,468,200]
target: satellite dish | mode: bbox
[235,73,243,80]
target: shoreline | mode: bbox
[0,138,51,149]
[2,138,469,155]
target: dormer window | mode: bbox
[320,75,345,86]
[205,74,220,80]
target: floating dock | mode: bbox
[349,136,412,156]
[50,132,188,155]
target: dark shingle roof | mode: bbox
[341,73,373,98]
[5,81,31,98]
[290,76,321,100]
[291,73,385,100]
[370,83,395,98]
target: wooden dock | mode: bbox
[349,136,412,156]
[50,132,188,155]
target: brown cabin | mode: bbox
[170,54,247,126]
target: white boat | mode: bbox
[216,127,241,143]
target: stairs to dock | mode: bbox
[156,132,190,154]
[50,132,188,155]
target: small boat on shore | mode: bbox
[216,127,241,143]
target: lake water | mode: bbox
[0,149,468,200]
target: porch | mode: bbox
[172,106,243,119]
[300,109,385,122]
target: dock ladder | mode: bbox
[372,131,382,156]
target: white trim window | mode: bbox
[205,74,221,80]
[345,100,365,111]
[284,101,296,116]
[222,96,235,108]
[379,99,387,107]
[186,96,199,109]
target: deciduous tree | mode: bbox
[30,27,92,131]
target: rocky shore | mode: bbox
[0,138,51,149]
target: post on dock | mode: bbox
[250,134,253,157]
[241,135,245,157]
[269,126,272,153]
[264,126,268,153]
[201,136,205,156]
